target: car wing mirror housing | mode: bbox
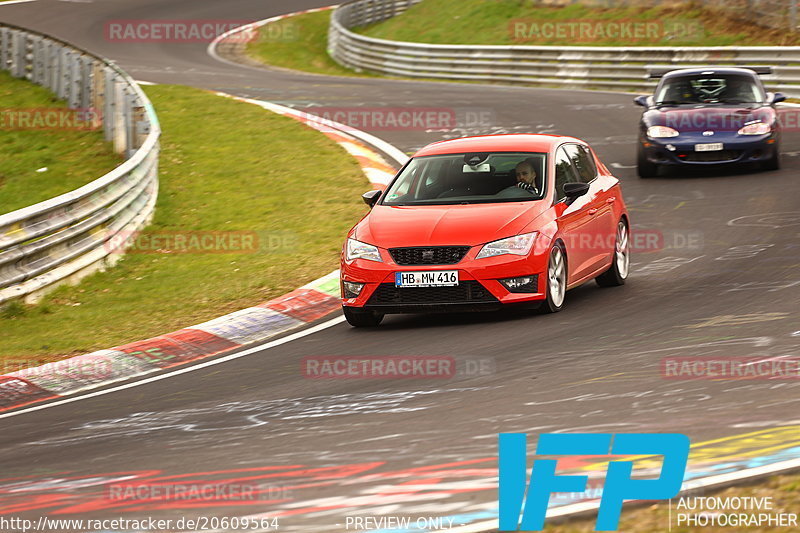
[563,182,590,205]
[769,92,786,104]
[634,95,650,107]
[362,189,382,207]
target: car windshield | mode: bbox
[655,74,765,105]
[381,152,547,206]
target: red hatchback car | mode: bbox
[340,134,630,327]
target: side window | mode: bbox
[564,144,597,184]
[554,146,579,201]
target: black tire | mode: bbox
[762,146,780,171]
[539,244,567,314]
[637,146,658,178]
[343,306,384,327]
[596,220,630,287]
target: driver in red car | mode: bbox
[515,159,539,193]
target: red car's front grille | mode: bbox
[367,281,498,305]
[389,246,470,265]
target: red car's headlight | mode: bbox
[346,238,382,262]
[476,232,538,259]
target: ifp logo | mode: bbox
[499,433,689,531]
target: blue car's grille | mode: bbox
[678,150,742,162]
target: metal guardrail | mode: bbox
[0,23,160,305]
[328,0,800,97]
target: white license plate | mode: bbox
[395,270,458,287]
[695,143,723,152]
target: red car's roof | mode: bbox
[413,134,580,157]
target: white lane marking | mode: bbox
[0,315,346,420]
[0,0,37,5]
[610,162,635,169]
[227,95,409,166]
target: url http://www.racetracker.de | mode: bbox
[0,515,280,532]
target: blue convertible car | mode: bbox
[635,67,785,178]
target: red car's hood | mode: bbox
[354,202,548,248]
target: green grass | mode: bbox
[0,70,121,214]
[357,0,800,46]
[243,3,800,81]
[0,84,369,360]
[246,10,370,77]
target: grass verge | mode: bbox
[357,0,800,46]
[244,4,799,82]
[543,470,800,531]
[0,84,368,361]
[246,10,371,78]
[0,70,121,214]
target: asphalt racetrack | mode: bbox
[1,0,800,531]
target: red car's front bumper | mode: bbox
[340,246,548,314]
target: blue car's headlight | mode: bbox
[738,122,771,135]
[647,126,680,138]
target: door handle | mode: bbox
[606,197,616,204]
[588,208,599,215]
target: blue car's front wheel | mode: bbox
[637,145,658,178]
[762,145,780,171]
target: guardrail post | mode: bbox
[69,51,82,108]
[112,77,128,154]
[56,46,68,100]
[0,28,9,72]
[80,55,92,110]
[92,60,105,131]
[44,41,56,93]
[31,36,44,84]
[103,67,115,142]
[0,22,161,305]
[124,90,136,157]
[133,102,148,152]
[12,30,26,78]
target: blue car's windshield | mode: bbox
[382,152,547,206]
[655,74,765,105]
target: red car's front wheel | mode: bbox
[540,244,566,313]
[596,220,630,287]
